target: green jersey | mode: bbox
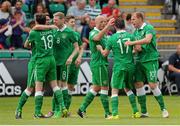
[72,30,83,62]
[106,30,134,69]
[53,26,78,65]
[28,29,55,58]
[89,27,108,67]
[134,23,159,62]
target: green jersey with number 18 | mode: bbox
[28,29,56,58]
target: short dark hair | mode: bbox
[114,17,125,29]
[35,13,46,25]
[65,15,75,22]
[126,13,132,21]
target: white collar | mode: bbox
[139,22,146,30]
[58,25,67,32]
[94,27,100,32]
[116,30,126,33]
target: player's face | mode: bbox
[53,16,64,27]
[67,18,75,28]
[97,17,107,30]
[46,16,50,25]
[131,14,141,28]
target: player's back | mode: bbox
[108,31,134,68]
[30,29,54,58]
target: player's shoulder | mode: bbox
[145,23,154,30]
[89,29,98,37]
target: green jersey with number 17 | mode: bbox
[106,30,135,69]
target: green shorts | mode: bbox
[27,61,35,88]
[135,60,158,83]
[34,56,56,82]
[111,64,135,89]
[56,64,70,82]
[91,65,109,87]
[68,63,80,85]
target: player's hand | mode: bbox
[66,57,72,65]
[96,45,103,51]
[107,18,115,27]
[75,57,82,67]
[125,41,133,46]
[135,45,142,52]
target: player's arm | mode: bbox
[93,18,115,42]
[24,39,31,49]
[96,45,110,57]
[66,42,79,65]
[125,34,152,46]
[75,43,85,66]
[32,25,58,30]
[133,45,142,53]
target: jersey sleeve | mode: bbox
[28,30,35,43]
[76,32,83,46]
[145,25,155,36]
[89,30,98,42]
[106,36,113,50]
[70,31,78,44]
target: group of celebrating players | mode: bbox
[15,11,169,120]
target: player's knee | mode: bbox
[26,87,33,93]
[68,84,75,91]
[92,85,101,92]
[149,83,158,90]
[135,82,144,88]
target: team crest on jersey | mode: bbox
[61,34,67,39]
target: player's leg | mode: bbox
[107,88,119,119]
[59,64,70,110]
[124,88,140,118]
[15,87,33,119]
[34,81,45,118]
[34,57,49,118]
[99,65,111,118]
[145,61,169,118]
[125,65,140,118]
[135,62,148,117]
[48,58,67,118]
[77,85,100,118]
[15,61,35,119]
[66,64,79,112]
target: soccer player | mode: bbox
[65,15,84,112]
[51,12,79,117]
[25,13,66,118]
[125,12,169,118]
[15,14,54,119]
[77,16,114,118]
[97,17,140,119]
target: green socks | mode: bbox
[111,96,118,116]
[137,95,147,114]
[66,90,72,110]
[100,90,110,116]
[136,87,147,114]
[79,90,96,112]
[154,95,165,111]
[16,89,31,111]
[152,87,166,111]
[126,90,138,114]
[35,91,43,115]
[62,87,69,109]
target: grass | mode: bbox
[0,96,180,125]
